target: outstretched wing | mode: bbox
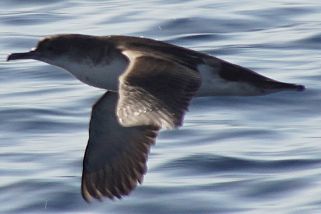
[82,92,159,202]
[117,53,201,129]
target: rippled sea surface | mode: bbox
[1,1,321,213]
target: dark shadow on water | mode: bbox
[157,154,321,174]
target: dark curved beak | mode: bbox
[7,50,37,61]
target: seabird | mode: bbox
[7,34,305,202]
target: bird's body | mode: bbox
[16,34,303,95]
[7,34,305,201]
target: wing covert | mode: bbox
[117,54,201,129]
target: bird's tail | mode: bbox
[261,80,305,93]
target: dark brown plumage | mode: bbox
[82,92,159,201]
[6,34,305,202]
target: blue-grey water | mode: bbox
[1,1,321,213]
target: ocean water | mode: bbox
[1,0,321,213]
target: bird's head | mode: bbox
[7,34,111,69]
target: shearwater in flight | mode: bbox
[7,34,305,202]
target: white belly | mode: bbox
[62,57,128,90]
[196,64,260,96]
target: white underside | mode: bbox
[196,64,260,96]
[59,57,128,90]
[54,55,262,96]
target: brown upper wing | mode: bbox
[117,54,201,129]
